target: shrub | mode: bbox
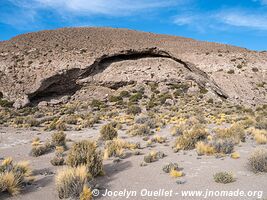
[215,123,245,144]
[66,140,103,177]
[135,116,156,129]
[45,119,67,131]
[174,125,208,151]
[90,99,105,110]
[109,95,123,102]
[0,99,13,108]
[100,123,118,141]
[31,138,52,157]
[248,148,267,173]
[211,139,234,154]
[213,172,235,184]
[252,129,267,144]
[103,138,138,159]
[171,123,186,136]
[0,158,34,195]
[144,151,165,163]
[196,141,215,156]
[227,69,235,74]
[151,135,167,144]
[127,124,151,136]
[52,131,67,147]
[119,90,130,98]
[63,115,79,125]
[129,92,143,102]
[127,105,141,115]
[55,166,89,199]
[255,117,267,130]
[51,146,65,166]
[162,162,180,173]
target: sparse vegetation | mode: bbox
[126,105,141,115]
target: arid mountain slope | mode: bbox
[0,27,266,108]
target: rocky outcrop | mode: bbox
[0,27,266,107]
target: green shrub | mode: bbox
[100,123,118,141]
[0,99,13,108]
[214,172,235,184]
[66,140,103,177]
[127,105,141,115]
[248,148,267,173]
[129,92,143,102]
[90,99,105,110]
[109,95,123,102]
[119,90,130,98]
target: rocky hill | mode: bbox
[0,27,266,108]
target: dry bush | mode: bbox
[55,165,90,199]
[162,162,180,173]
[51,131,67,147]
[251,129,267,144]
[174,125,208,151]
[255,116,267,130]
[66,140,103,177]
[151,135,167,144]
[196,141,215,156]
[213,172,235,184]
[215,123,245,144]
[80,185,92,200]
[51,146,65,166]
[0,158,34,196]
[135,116,156,129]
[127,124,151,136]
[144,151,166,163]
[211,139,235,154]
[103,138,138,159]
[31,138,52,157]
[248,148,267,173]
[45,119,67,131]
[100,123,118,141]
[171,123,186,136]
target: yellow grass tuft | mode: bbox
[169,169,184,178]
[231,152,240,159]
[196,141,215,156]
[252,129,267,144]
[80,185,92,200]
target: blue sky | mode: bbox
[0,0,267,50]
